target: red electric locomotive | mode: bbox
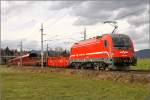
[70,34,137,70]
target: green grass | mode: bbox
[0,66,150,100]
[131,59,150,70]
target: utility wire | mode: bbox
[114,8,146,20]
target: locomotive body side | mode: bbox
[69,35,113,69]
[70,34,137,70]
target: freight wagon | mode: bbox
[47,56,69,67]
[8,53,41,66]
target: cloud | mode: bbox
[1,0,149,51]
[73,10,112,25]
[127,7,149,27]
[122,24,149,50]
[62,0,149,50]
[2,40,40,50]
[2,1,34,16]
[66,0,148,26]
[48,1,83,10]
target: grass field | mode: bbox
[0,66,150,100]
[131,59,150,70]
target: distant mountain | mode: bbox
[136,49,150,58]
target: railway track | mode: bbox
[14,66,150,75]
[98,69,150,75]
[8,66,150,84]
[127,69,150,74]
[67,67,150,75]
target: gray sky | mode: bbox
[1,0,149,51]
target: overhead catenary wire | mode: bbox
[114,8,146,20]
[105,7,149,49]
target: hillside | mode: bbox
[136,49,150,58]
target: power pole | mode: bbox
[46,43,48,67]
[40,23,44,68]
[149,0,150,49]
[84,28,86,40]
[19,41,23,67]
[47,43,48,56]
[0,2,1,64]
[0,27,1,65]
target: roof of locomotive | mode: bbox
[72,34,130,47]
[110,34,130,38]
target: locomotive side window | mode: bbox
[104,40,108,48]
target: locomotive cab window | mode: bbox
[104,40,108,47]
[112,35,131,49]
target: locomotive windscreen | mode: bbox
[112,35,131,49]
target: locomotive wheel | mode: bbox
[93,62,109,70]
[104,65,110,71]
[80,64,86,69]
[74,62,81,69]
[94,62,102,70]
[94,63,100,70]
[70,63,80,69]
[103,63,109,71]
[94,66,100,70]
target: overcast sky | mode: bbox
[1,0,149,51]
